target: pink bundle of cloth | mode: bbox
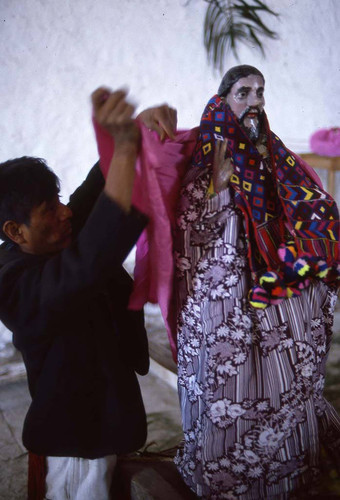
[93,118,198,358]
[310,127,340,156]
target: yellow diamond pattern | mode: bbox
[287,156,295,166]
[203,143,212,155]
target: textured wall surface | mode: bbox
[0,0,339,346]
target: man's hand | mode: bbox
[136,104,177,141]
[92,87,141,211]
[92,87,140,147]
[213,139,234,193]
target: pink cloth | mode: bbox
[92,119,198,359]
[310,127,340,157]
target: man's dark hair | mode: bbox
[0,156,60,242]
[218,65,265,97]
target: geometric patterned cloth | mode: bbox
[192,95,340,307]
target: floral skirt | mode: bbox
[173,168,340,499]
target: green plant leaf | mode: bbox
[201,0,279,70]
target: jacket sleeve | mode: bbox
[68,161,105,236]
[0,193,147,347]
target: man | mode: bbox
[171,65,340,498]
[0,88,176,499]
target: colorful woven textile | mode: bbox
[193,95,340,307]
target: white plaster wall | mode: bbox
[0,0,339,347]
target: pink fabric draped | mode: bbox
[92,118,198,359]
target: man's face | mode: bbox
[225,74,265,141]
[20,195,73,255]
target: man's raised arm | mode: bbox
[92,87,140,213]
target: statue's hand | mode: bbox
[213,139,234,193]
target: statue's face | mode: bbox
[225,74,265,141]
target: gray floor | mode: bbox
[0,379,30,499]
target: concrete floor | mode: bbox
[0,379,30,499]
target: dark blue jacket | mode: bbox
[0,164,149,458]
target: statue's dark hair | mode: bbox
[218,65,265,97]
[0,156,60,242]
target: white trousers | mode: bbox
[45,455,117,500]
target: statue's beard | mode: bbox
[242,121,260,142]
[238,107,263,142]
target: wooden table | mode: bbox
[299,153,340,198]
